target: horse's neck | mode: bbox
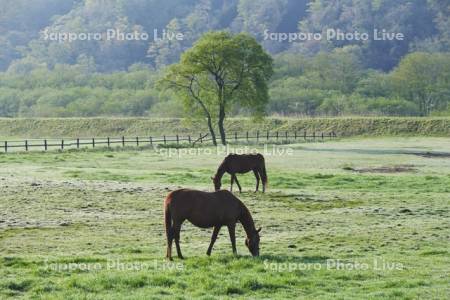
[239,205,256,238]
[215,165,226,180]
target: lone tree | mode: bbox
[160,31,273,145]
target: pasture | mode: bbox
[0,137,449,299]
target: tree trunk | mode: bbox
[218,105,226,145]
[207,115,217,146]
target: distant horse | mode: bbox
[212,153,267,193]
[164,189,261,260]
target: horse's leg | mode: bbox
[227,223,237,255]
[258,167,266,193]
[206,225,221,256]
[166,226,173,261]
[253,169,260,192]
[173,222,184,259]
[230,174,234,192]
[234,175,242,193]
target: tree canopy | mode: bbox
[160,31,273,145]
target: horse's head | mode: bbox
[211,176,221,191]
[245,227,261,256]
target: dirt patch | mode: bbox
[411,151,450,158]
[343,165,417,173]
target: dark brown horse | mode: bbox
[164,189,261,260]
[212,153,268,193]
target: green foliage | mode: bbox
[0,64,162,117]
[0,48,449,118]
[298,0,439,70]
[160,31,273,144]
[0,1,449,117]
[269,51,450,117]
[1,0,447,72]
[355,71,392,98]
[0,0,74,70]
[390,52,450,115]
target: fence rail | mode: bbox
[1,131,337,153]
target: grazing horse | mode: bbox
[164,189,261,260]
[212,153,268,193]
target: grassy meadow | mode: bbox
[0,137,449,299]
[0,117,450,139]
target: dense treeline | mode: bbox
[0,0,449,117]
[0,64,173,117]
[270,51,450,116]
[1,52,449,117]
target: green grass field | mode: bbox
[1,137,449,299]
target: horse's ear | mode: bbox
[257,227,262,233]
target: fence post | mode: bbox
[295,131,297,140]
[4,141,7,153]
[77,138,80,149]
[235,132,237,142]
[329,132,332,139]
[44,140,47,151]
[164,135,167,144]
[188,135,191,144]
[176,135,179,145]
[200,133,203,144]
[256,131,259,143]
[285,131,288,141]
[122,136,125,147]
[246,131,249,142]
[313,132,316,141]
[136,137,139,146]
[25,140,28,151]
[150,136,153,146]
[61,139,64,150]
[276,131,279,141]
[267,130,269,141]
[321,132,324,141]
[304,131,307,140]
[107,137,110,148]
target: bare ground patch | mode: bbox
[343,165,417,173]
[410,151,450,158]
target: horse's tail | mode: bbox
[164,198,172,239]
[258,154,268,188]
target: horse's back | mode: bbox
[226,153,264,160]
[165,189,242,227]
[224,153,265,173]
[167,189,239,207]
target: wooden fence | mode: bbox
[1,131,337,153]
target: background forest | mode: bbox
[0,0,449,117]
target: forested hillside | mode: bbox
[0,0,449,117]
